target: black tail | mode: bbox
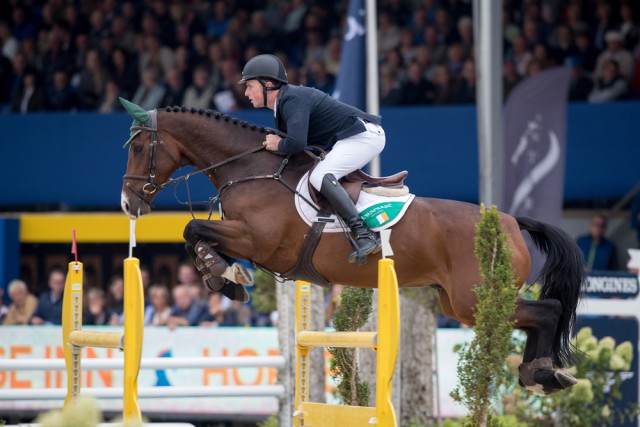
[516,216,585,368]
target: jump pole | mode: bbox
[62,224,144,422]
[294,229,400,426]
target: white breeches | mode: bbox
[309,121,386,191]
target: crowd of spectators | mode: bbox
[1,0,639,115]
[0,260,267,327]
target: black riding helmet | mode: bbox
[238,54,288,107]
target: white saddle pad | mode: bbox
[294,172,415,233]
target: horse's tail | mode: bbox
[516,216,585,368]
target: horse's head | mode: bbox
[120,98,182,219]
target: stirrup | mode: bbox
[347,233,382,265]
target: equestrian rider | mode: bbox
[239,54,385,263]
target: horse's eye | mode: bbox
[133,145,143,154]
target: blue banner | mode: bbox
[503,67,572,227]
[332,0,366,110]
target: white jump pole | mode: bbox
[0,385,286,401]
[0,356,286,371]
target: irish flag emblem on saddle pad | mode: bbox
[360,201,406,229]
[294,172,416,233]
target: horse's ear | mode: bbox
[119,97,151,127]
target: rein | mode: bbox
[123,110,322,218]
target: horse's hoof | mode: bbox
[531,369,575,395]
[554,370,578,389]
[220,280,250,303]
[221,263,253,286]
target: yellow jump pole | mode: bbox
[122,256,144,422]
[375,257,400,427]
[62,260,83,407]
[294,281,312,426]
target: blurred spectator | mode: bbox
[456,16,474,59]
[593,2,616,52]
[378,12,401,57]
[132,67,165,110]
[176,261,203,301]
[139,35,175,79]
[508,36,533,77]
[431,65,457,105]
[151,0,177,49]
[182,65,213,109]
[573,31,599,74]
[630,190,640,248]
[423,25,447,64]
[206,1,229,40]
[200,292,238,326]
[11,67,46,113]
[98,79,124,113]
[31,267,65,325]
[111,16,136,54]
[166,284,209,328]
[588,60,628,103]
[324,284,344,326]
[161,67,185,107]
[503,60,521,101]
[0,21,18,60]
[85,288,117,326]
[568,63,594,102]
[549,25,576,65]
[594,31,634,81]
[456,59,476,104]
[0,53,13,107]
[107,47,139,100]
[445,43,466,77]
[306,59,334,94]
[46,69,78,111]
[144,284,171,326]
[401,61,435,105]
[0,288,6,323]
[107,274,124,317]
[74,49,105,110]
[576,214,618,271]
[437,313,462,328]
[2,280,37,325]
[380,65,402,106]
[619,2,639,51]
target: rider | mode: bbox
[239,54,385,263]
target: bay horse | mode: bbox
[119,100,584,395]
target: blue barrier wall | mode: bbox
[0,102,638,209]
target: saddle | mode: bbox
[309,168,409,210]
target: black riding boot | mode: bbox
[320,174,381,264]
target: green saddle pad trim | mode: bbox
[359,201,406,228]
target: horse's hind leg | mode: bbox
[512,299,577,394]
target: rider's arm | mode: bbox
[277,96,310,155]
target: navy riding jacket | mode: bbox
[274,84,381,155]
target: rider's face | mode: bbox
[244,80,263,108]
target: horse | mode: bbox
[119,100,584,395]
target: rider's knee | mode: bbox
[309,170,326,191]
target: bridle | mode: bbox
[122,110,182,201]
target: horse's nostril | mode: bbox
[124,201,130,212]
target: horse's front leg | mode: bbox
[183,219,255,301]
